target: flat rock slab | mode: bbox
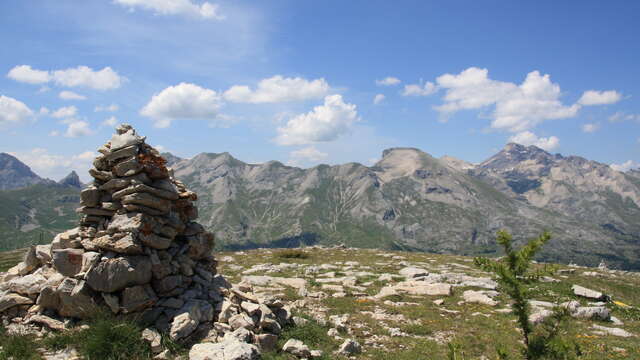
[463,290,498,306]
[399,267,429,278]
[189,338,260,360]
[572,285,608,301]
[376,282,452,298]
[592,324,634,337]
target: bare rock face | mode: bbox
[0,124,289,356]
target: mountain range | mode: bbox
[1,145,639,269]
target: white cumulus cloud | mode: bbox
[610,160,640,172]
[224,75,329,104]
[62,119,94,138]
[7,65,51,84]
[373,94,385,105]
[51,106,78,119]
[375,77,401,86]
[95,104,119,112]
[434,67,580,132]
[0,95,34,129]
[581,123,599,133]
[608,112,640,123]
[140,82,223,128]
[102,116,118,128]
[114,0,224,20]
[287,146,329,167]
[578,90,622,106]
[59,90,86,100]
[402,81,437,96]
[275,95,360,146]
[7,65,125,90]
[508,131,560,151]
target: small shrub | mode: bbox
[79,316,151,360]
[276,249,309,260]
[474,230,579,360]
[43,331,77,351]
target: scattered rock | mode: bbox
[338,339,361,355]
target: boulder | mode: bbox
[52,249,85,277]
[141,328,163,353]
[138,233,172,250]
[80,186,101,207]
[189,337,260,360]
[121,285,158,313]
[86,256,152,293]
[0,292,33,312]
[6,273,47,295]
[338,339,361,355]
[57,278,100,319]
[282,339,311,358]
[463,290,498,306]
[113,157,143,177]
[572,285,609,301]
[93,234,143,254]
[572,306,610,321]
[121,193,170,213]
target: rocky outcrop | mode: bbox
[0,125,290,357]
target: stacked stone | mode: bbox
[0,125,291,355]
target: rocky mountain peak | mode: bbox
[480,143,561,171]
[58,171,82,188]
[0,152,44,190]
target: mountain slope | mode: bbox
[0,153,47,190]
[171,147,639,269]
[0,183,80,250]
[473,143,640,258]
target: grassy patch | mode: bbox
[42,316,152,360]
[275,249,310,260]
[0,326,40,360]
[263,313,339,360]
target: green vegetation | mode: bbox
[276,249,310,260]
[263,313,337,360]
[474,230,579,360]
[0,325,40,360]
[0,314,159,360]
[0,184,79,251]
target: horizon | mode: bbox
[0,139,621,183]
[1,1,639,182]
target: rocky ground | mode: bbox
[0,245,639,359]
[217,246,639,359]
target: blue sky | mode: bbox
[1,0,639,181]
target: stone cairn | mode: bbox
[0,124,288,358]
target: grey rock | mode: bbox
[121,285,158,313]
[282,338,311,358]
[57,278,100,319]
[80,186,101,208]
[189,337,260,360]
[572,306,611,321]
[572,285,608,301]
[141,328,163,354]
[85,256,152,293]
[399,266,429,278]
[592,324,633,337]
[52,249,85,277]
[0,292,33,312]
[338,339,361,355]
[121,192,170,213]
